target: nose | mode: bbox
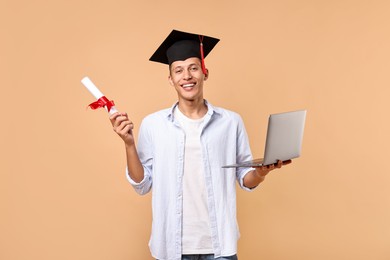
[183,69,192,80]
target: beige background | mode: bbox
[1,0,390,259]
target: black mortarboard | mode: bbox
[149,29,220,74]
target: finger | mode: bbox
[118,120,133,132]
[117,115,130,124]
[110,112,128,123]
[275,160,283,169]
[120,124,133,136]
[109,112,120,119]
[282,160,292,165]
[112,116,126,128]
[109,112,121,124]
[120,112,128,119]
[114,115,131,129]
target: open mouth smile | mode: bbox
[181,83,196,89]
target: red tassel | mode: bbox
[199,35,207,75]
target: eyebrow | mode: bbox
[172,63,199,70]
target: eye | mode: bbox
[190,66,199,71]
[174,68,183,74]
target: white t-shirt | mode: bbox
[174,106,213,255]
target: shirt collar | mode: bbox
[166,99,221,122]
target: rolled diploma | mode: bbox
[81,76,118,115]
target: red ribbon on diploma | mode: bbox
[88,96,115,112]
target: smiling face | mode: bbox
[168,57,208,104]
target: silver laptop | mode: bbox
[222,110,307,168]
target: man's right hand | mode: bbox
[109,112,135,146]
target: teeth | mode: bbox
[183,84,195,88]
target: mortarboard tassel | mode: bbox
[199,35,207,75]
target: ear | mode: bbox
[168,75,174,86]
[204,69,209,81]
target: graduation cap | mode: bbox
[149,29,220,74]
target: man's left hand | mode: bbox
[253,159,292,178]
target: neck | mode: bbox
[177,98,207,119]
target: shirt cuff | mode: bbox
[239,167,257,191]
[126,167,148,186]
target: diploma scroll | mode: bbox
[81,76,118,115]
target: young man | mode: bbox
[110,30,291,260]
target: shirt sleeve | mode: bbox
[126,118,153,195]
[235,115,256,191]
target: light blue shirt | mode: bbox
[127,101,254,260]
